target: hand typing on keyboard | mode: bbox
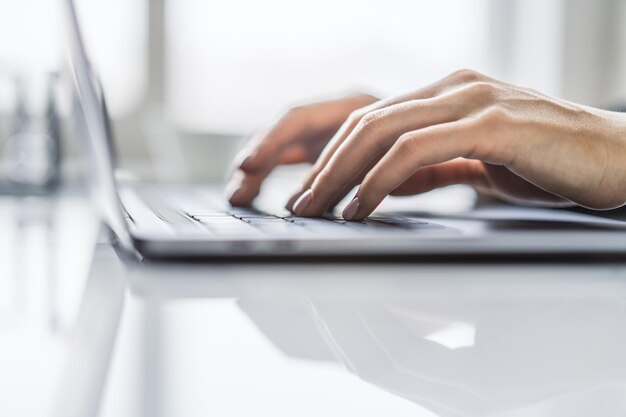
[226,93,378,210]
[227,69,626,220]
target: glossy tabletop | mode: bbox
[2,190,626,417]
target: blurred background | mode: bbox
[1,0,626,186]
[1,3,626,416]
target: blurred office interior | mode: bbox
[2,2,626,417]
[1,0,626,186]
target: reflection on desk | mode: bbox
[0,192,99,417]
[54,243,626,417]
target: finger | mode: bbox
[286,71,492,211]
[236,94,377,173]
[480,164,571,206]
[389,159,489,196]
[230,135,328,208]
[283,104,421,212]
[285,110,376,212]
[232,94,377,208]
[318,157,381,214]
[343,119,485,220]
[288,157,376,213]
[389,159,570,207]
[227,146,310,206]
[292,92,476,216]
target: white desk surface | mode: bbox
[1,190,626,417]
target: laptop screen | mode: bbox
[60,0,132,250]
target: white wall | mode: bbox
[165,0,491,135]
[560,0,626,107]
[2,0,625,179]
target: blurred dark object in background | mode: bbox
[0,72,62,195]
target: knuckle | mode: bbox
[360,169,382,194]
[360,172,376,193]
[468,81,498,101]
[357,110,385,130]
[469,106,513,162]
[346,109,367,126]
[481,104,511,126]
[282,105,309,124]
[351,113,387,153]
[359,171,388,210]
[303,165,322,186]
[312,168,333,189]
[449,68,482,83]
[278,104,317,137]
[281,109,297,123]
[396,132,419,154]
[286,105,305,117]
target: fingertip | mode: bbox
[285,190,304,212]
[342,197,360,221]
[225,181,243,206]
[235,152,256,171]
[292,189,313,216]
[224,176,251,207]
[351,210,369,222]
[227,187,252,207]
[245,152,264,170]
[347,188,380,221]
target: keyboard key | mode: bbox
[367,216,441,229]
[190,213,234,219]
[227,207,278,219]
[194,217,248,225]
[247,218,311,236]
[202,222,264,237]
[292,218,360,235]
[170,188,447,238]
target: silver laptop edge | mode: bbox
[61,0,133,251]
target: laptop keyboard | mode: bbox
[180,203,442,238]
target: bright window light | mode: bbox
[166,0,491,134]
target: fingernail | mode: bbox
[229,187,244,203]
[285,190,304,212]
[224,180,243,202]
[292,189,313,215]
[238,155,252,170]
[235,151,255,170]
[342,197,360,221]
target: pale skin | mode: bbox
[227,69,626,221]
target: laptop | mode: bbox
[60,0,626,260]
